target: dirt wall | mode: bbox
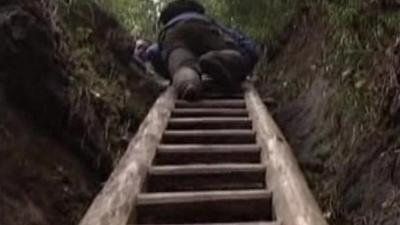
[258,9,400,225]
[0,1,158,224]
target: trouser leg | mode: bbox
[167,48,198,76]
[167,47,202,100]
[199,49,252,87]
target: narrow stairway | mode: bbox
[135,92,278,225]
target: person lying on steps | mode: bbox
[135,0,261,100]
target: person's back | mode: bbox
[149,0,260,100]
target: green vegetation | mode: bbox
[58,0,157,35]
[325,0,400,129]
[58,0,299,45]
[201,0,299,45]
[55,0,159,163]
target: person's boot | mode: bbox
[199,50,246,91]
[172,67,202,101]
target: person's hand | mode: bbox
[134,39,150,61]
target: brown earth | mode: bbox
[259,8,400,225]
[0,89,97,225]
[0,1,159,225]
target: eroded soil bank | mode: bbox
[0,90,97,225]
[0,1,158,224]
[259,8,400,225]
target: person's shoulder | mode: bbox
[146,44,161,59]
